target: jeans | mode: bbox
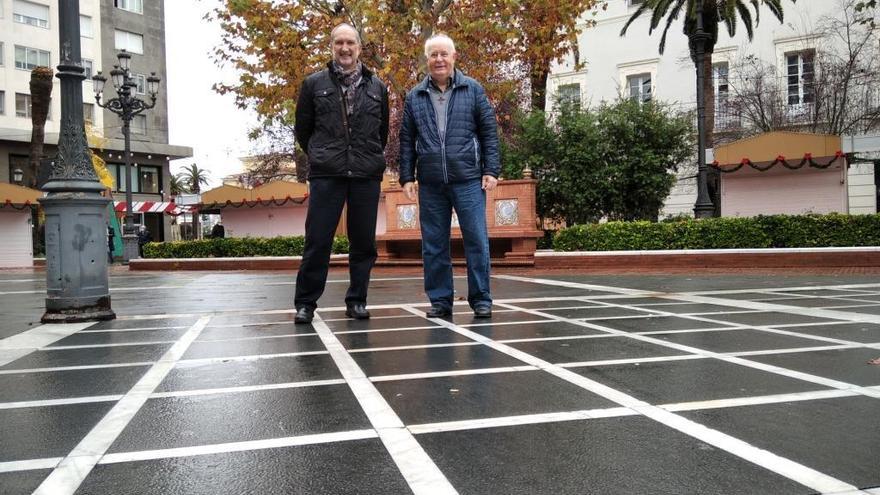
[418,179,492,309]
[295,177,381,310]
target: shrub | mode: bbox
[552,213,880,251]
[143,235,349,258]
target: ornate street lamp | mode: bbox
[690,0,715,218]
[92,51,160,262]
[38,0,114,322]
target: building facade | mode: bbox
[548,0,879,217]
[0,0,191,244]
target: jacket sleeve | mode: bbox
[398,94,417,185]
[475,84,500,178]
[294,77,314,154]
[380,83,390,149]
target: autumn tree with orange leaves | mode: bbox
[210,0,603,172]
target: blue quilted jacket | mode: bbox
[398,70,500,185]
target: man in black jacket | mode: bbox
[293,23,389,324]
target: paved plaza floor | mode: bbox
[0,268,879,494]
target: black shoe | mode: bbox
[345,303,371,320]
[426,304,452,318]
[294,307,314,324]
[473,305,492,318]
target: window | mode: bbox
[131,114,147,134]
[15,93,31,118]
[556,83,581,109]
[110,163,139,193]
[82,59,93,78]
[627,73,652,103]
[114,0,143,14]
[0,91,5,115]
[713,62,729,105]
[80,15,93,38]
[83,103,95,124]
[713,62,737,130]
[14,45,50,70]
[114,29,144,54]
[13,0,49,29]
[139,166,160,194]
[787,49,815,106]
[135,74,146,95]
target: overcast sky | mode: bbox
[164,0,257,188]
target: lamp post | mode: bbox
[38,0,114,322]
[91,51,160,262]
[12,168,24,184]
[691,0,715,219]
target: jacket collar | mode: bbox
[416,69,463,94]
[325,61,374,80]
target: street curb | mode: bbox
[127,247,880,271]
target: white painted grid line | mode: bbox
[98,429,378,465]
[0,395,123,410]
[0,457,64,474]
[32,316,212,495]
[309,313,457,495]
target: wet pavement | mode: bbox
[1,268,879,494]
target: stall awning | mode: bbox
[712,132,843,173]
[0,182,41,210]
[114,201,188,215]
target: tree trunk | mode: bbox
[28,67,54,189]
[530,69,548,112]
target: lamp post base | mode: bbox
[39,192,116,323]
[42,299,116,323]
[122,234,140,263]
[693,203,715,219]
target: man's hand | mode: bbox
[482,175,498,191]
[403,182,417,202]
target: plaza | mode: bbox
[1,267,878,494]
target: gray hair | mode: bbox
[424,33,456,57]
[330,23,361,45]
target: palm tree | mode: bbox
[178,163,210,194]
[168,174,186,197]
[621,0,787,144]
[621,0,787,216]
[176,163,210,239]
[28,66,54,188]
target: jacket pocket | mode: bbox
[473,137,480,168]
[314,88,337,115]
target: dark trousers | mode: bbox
[294,177,381,310]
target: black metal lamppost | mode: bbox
[39,0,114,322]
[91,52,160,262]
[691,0,715,218]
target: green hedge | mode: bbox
[143,236,349,258]
[553,213,880,251]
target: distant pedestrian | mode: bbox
[137,225,152,257]
[211,222,226,239]
[107,224,115,263]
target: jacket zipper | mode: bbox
[441,84,456,184]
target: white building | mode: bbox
[0,0,192,245]
[548,0,878,217]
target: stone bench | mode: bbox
[376,179,544,266]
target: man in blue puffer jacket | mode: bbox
[399,33,500,318]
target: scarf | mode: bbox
[331,61,363,116]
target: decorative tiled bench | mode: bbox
[376,179,545,266]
